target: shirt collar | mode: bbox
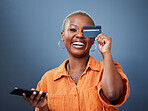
[53,59,69,81]
[53,56,101,81]
[87,56,101,71]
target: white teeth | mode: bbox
[73,42,84,46]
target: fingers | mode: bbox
[33,91,43,105]
[23,91,37,106]
[95,33,112,54]
[36,94,48,108]
[29,91,38,105]
[23,93,27,100]
[95,33,112,46]
[95,33,109,40]
[23,90,48,108]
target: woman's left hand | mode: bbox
[95,33,112,55]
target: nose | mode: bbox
[76,30,84,38]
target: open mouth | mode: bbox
[72,41,86,48]
[73,42,85,46]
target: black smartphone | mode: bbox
[83,25,102,38]
[10,87,47,98]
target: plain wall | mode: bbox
[0,0,148,110]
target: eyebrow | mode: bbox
[69,24,78,27]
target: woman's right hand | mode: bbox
[22,89,48,109]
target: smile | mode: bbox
[72,42,86,48]
[73,42,85,46]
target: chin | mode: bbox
[70,51,90,58]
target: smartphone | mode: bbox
[10,87,47,98]
[83,25,102,38]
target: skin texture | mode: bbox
[23,14,124,110]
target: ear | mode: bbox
[61,32,64,41]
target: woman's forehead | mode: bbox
[66,14,94,27]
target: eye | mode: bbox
[70,28,77,32]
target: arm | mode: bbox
[102,52,123,101]
[96,33,124,101]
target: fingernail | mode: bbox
[33,91,36,95]
[39,91,42,94]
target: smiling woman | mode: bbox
[22,10,130,111]
[61,14,95,58]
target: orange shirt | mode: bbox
[35,56,130,111]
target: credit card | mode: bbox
[83,26,101,38]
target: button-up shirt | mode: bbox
[35,56,130,111]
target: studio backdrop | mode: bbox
[0,0,148,111]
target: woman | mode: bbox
[23,11,130,111]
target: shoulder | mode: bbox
[89,56,123,73]
[98,60,123,71]
[39,59,69,82]
[36,67,59,90]
[40,67,59,82]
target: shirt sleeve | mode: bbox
[98,61,130,108]
[35,74,48,111]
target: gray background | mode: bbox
[0,0,148,110]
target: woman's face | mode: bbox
[61,14,95,58]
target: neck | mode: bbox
[68,54,89,70]
[67,54,89,79]
[66,54,89,85]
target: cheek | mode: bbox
[64,31,71,39]
[63,32,69,42]
[64,32,75,43]
[63,33,72,47]
[88,38,95,45]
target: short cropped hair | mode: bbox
[62,10,95,32]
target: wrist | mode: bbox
[102,52,112,59]
[39,104,49,111]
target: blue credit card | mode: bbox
[83,26,101,38]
